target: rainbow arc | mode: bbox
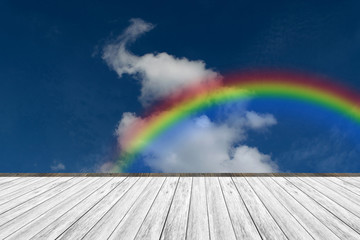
[112,71,360,172]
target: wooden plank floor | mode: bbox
[0,175,359,239]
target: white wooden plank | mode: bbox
[109,177,166,240]
[246,177,312,239]
[0,177,20,187]
[0,177,55,199]
[218,177,261,240]
[0,177,12,184]
[311,177,360,205]
[0,177,36,191]
[299,177,360,218]
[1,175,359,240]
[261,177,339,240]
[7,177,124,240]
[345,177,360,183]
[293,177,360,234]
[31,177,126,239]
[325,177,360,196]
[81,177,153,240]
[206,177,236,240]
[134,177,179,240]
[0,177,72,208]
[232,177,287,240]
[0,178,39,196]
[337,177,360,190]
[160,177,192,240]
[0,177,78,221]
[185,177,210,240]
[57,177,139,240]
[281,177,360,239]
[0,177,104,239]
[0,177,60,205]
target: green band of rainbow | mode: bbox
[112,73,360,172]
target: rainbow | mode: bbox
[112,71,360,172]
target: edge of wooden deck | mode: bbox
[0,173,359,177]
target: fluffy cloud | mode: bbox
[244,111,277,129]
[230,146,277,172]
[114,112,144,150]
[103,18,279,173]
[115,113,278,173]
[102,18,218,106]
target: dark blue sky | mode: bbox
[1,0,360,172]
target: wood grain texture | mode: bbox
[232,177,287,240]
[160,177,192,240]
[0,177,12,184]
[283,177,360,239]
[347,177,360,183]
[309,177,360,206]
[81,177,153,240]
[0,177,36,191]
[262,177,339,240]
[0,176,359,240]
[298,177,360,218]
[0,177,45,198]
[324,177,360,196]
[206,177,236,240]
[246,177,312,239]
[218,177,261,240]
[6,177,117,240]
[0,177,79,225]
[30,177,126,239]
[0,177,60,205]
[0,177,102,239]
[337,177,360,189]
[109,177,166,240]
[135,177,179,240]
[0,177,19,185]
[57,177,139,239]
[186,177,210,240]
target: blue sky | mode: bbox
[1,0,360,173]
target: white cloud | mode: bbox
[229,146,278,172]
[51,161,66,171]
[114,112,141,148]
[117,114,278,173]
[245,111,277,130]
[102,18,218,106]
[105,18,279,173]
